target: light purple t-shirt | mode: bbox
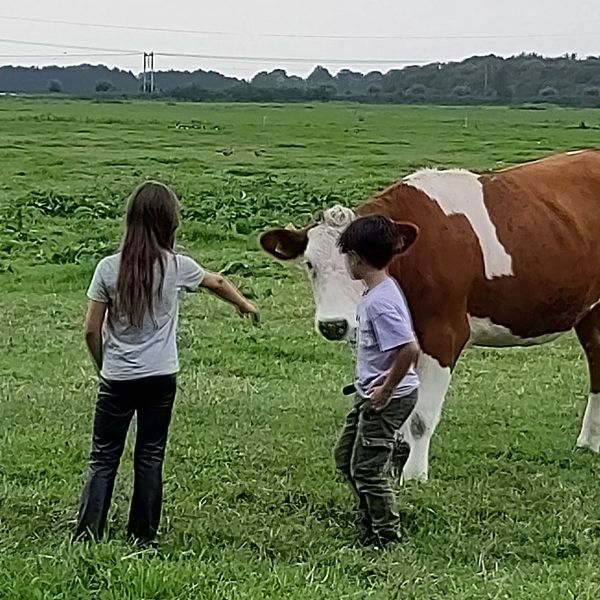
[355,277,420,398]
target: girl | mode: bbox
[75,181,258,544]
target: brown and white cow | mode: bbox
[260,149,600,481]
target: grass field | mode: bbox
[1,98,600,599]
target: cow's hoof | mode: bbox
[401,471,429,484]
[576,437,600,453]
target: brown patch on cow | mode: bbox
[394,222,420,255]
[470,150,600,338]
[259,227,309,260]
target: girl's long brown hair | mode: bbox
[115,181,179,327]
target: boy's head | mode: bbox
[337,214,418,280]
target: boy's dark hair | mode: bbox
[337,214,402,269]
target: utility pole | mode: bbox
[142,52,154,94]
[142,52,148,93]
[150,52,155,93]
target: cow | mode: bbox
[260,149,600,482]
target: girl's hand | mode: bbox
[239,301,260,325]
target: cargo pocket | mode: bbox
[355,435,395,478]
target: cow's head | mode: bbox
[260,205,418,343]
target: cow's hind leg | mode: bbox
[576,306,600,452]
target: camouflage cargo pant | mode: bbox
[334,390,418,540]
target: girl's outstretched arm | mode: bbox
[201,272,259,323]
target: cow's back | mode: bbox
[485,149,600,255]
[366,149,600,342]
[468,150,600,337]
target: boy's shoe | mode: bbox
[369,529,402,549]
[359,517,374,545]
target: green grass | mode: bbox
[1,98,600,598]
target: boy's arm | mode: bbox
[370,341,420,410]
[368,301,419,410]
[84,300,107,372]
[201,272,259,323]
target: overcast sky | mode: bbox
[1,1,599,78]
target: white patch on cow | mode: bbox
[399,353,452,482]
[403,169,513,279]
[321,205,355,229]
[304,206,363,339]
[577,393,600,452]
[468,316,564,348]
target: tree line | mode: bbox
[1,54,600,106]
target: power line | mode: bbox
[156,51,429,65]
[0,13,598,40]
[3,34,596,71]
[0,37,141,54]
[0,37,430,66]
[0,52,139,59]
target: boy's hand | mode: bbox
[369,384,393,411]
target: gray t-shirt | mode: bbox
[87,252,205,381]
[355,277,420,398]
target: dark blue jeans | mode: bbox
[75,374,177,543]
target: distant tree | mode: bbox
[95,80,116,92]
[251,69,301,90]
[153,69,237,93]
[452,84,471,97]
[581,86,600,106]
[539,86,558,99]
[286,75,305,90]
[364,71,384,88]
[2,53,600,106]
[48,79,62,93]
[335,69,364,94]
[170,84,215,101]
[251,70,278,89]
[306,66,333,88]
[315,83,337,101]
[382,69,404,94]
[493,64,513,100]
[405,83,427,101]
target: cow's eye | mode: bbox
[305,260,314,270]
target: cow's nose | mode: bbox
[318,319,349,341]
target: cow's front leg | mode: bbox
[400,354,452,481]
[400,316,470,482]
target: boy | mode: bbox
[335,214,420,547]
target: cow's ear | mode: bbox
[394,222,419,255]
[259,226,308,260]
